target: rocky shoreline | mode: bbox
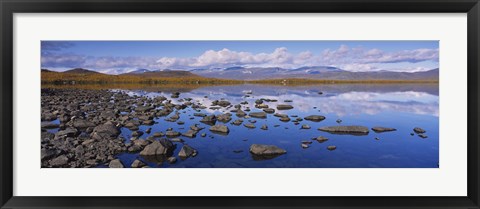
[41,88,429,168]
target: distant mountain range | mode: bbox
[41,66,439,81]
[190,66,439,81]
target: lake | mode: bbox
[80,83,439,168]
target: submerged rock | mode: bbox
[244,123,256,129]
[327,146,337,151]
[318,126,369,135]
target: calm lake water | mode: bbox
[102,83,439,168]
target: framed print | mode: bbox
[1,0,479,208]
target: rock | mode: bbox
[217,114,232,123]
[236,110,247,117]
[182,130,197,138]
[276,104,294,110]
[109,159,124,168]
[143,120,155,125]
[200,115,217,125]
[131,159,146,168]
[304,115,326,122]
[145,128,152,134]
[327,146,337,151]
[414,127,426,133]
[167,157,177,164]
[135,106,154,112]
[153,132,164,137]
[140,139,175,156]
[91,122,120,140]
[178,145,198,158]
[131,131,143,137]
[41,121,59,129]
[263,108,275,113]
[49,155,69,167]
[301,124,311,129]
[255,99,263,104]
[54,127,78,140]
[318,126,369,135]
[336,119,342,123]
[249,112,267,118]
[190,124,204,131]
[244,123,256,129]
[216,100,231,107]
[418,134,428,138]
[260,125,268,130]
[194,113,206,117]
[209,125,229,134]
[318,91,323,95]
[284,100,292,102]
[41,148,58,160]
[313,136,329,143]
[279,117,291,122]
[232,119,243,126]
[249,144,287,156]
[71,119,95,129]
[166,131,181,137]
[301,143,309,149]
[169,138,185,143]
[256,104,269,109]
[201,133,206,137]
[371,127,397,133]
[273,113,288,118]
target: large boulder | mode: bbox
[140,139,175,156]
[318,126,369,135]
[91,122,120,140]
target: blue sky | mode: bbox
[41,41,439,74]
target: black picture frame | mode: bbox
[1,0,479,208]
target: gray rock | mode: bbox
[200,115,217,125]
[54,127,78,140]
[131,159,146,168]
[414,127,426,133]
[418,134,428,138]
[249,112,267,118]
[301,124,311,129]
[304,115,326,122]
[209,125,229,133]
[71,119,95,129]
[135,106,154,112]
[313,136,329,143]
[260,125,268,130]
[49,155,69,167]
[318,126,369,135]
[41,122,59,129]
[140,139,174,156]
[263,108,275,113]
[371,127,397,133]
[166,131,181,137]
[217,114,232,123]
[91,122,120,140]
[244,123,256,129]
[178,145,198,158]
[167,156,177,164]
[327,146,337,151]
[109,159,124,168]
[249,144,287,156]
[182,130,197,138]
[276,104,294,110]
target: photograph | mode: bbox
[40,40,439,168]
